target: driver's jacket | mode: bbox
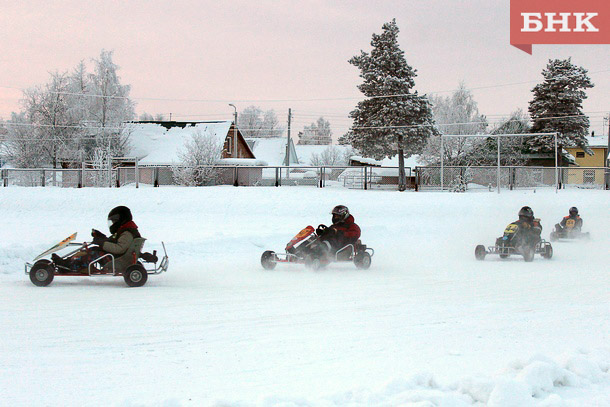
[559,215,582,230]
[504,218,542,246]
[322,215,361,250]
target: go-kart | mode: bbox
[475,224,553,262]
[261,225,374,271]
[549,228,590,242]
[25,233,169,287]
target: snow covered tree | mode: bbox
[4,112,48,168]
[420,83,488,165]
[87,50,135,160]
[527,58,593,153]
[21,71,83,168]
[9,50,135,168]
[343,19,437,190]
[237,106,284,138]
[298,117,332,145]
[308,146,352,166]
[172,130,223,186]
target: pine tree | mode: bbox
[528,58,594,153]
[343,19,436,190]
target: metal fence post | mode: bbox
[318,167,323,188]
[363,167,368,190]
[135,158,139,188]
[41,170,45,187]
[233,167,238,186]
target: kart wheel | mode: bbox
[522,247,534,262]
[475,245,486,261]
[499,254,509,259]
[541,244,553,259]
[30,260,55,287]
[305,255,322,271]
[261,251,277,270]
[123,264,148,287]
[550,232,558,242]
[354,252,371,269]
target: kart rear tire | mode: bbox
[30,260,55,287]
[261,251,277,270]
[522,247,534,262]
[475,245,486,261]
[354,252,371,269]
[123,264,148,287]
[541,244,553,259]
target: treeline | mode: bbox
[1,50,135,168]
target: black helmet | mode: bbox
[108,206,132,234]
[518,206,534,221]
[569,206,578,216]
[331,205,350,224]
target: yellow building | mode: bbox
[564,136,608,186]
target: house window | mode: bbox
[583,169,595,184]
[576,152,585,158]
[226,138,231,155]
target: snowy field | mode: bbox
[0,186,609,406]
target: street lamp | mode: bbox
[228,104,237,158]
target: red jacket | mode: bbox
[331,215,361,247]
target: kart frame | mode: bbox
[273,243,375,264]
[25,241,169,277]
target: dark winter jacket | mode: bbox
[507,218,542,246]
[559,215,582,231]
[326,215,361,249]
[101,221,142,270]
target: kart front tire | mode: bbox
[123,264,148,287]
[261,251,277,270]
[354,252,371,269]
[541,244,553,259]
[475,245,486,261]
[30,260,55,287]
[523,247,534,262]
[305,255,322,271]
[550,232,558,242]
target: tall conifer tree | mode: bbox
[528,58,593,153]
[344,19,436,190]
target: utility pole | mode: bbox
[229,104,237,158]
[285,108,292,166]
[605,114,610,189]
[606,114,609,166]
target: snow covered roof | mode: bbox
[246,138,298,166]
[350,156,382,166]
[218,158,268,166]
[125,121,233,165]
[585,135,607,148]
[386,155,422,168]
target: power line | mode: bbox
[0,69,607,104]
[0,113,603,141]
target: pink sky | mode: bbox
[1,0,609,137]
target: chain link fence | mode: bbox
[415,166,610,191]
[2,166,608,190]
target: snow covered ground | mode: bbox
[0,186,608,406]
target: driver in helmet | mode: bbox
[316,205,361,252]
[53,206,141,272]
[513,206,542,246]
[555,207,582,233]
